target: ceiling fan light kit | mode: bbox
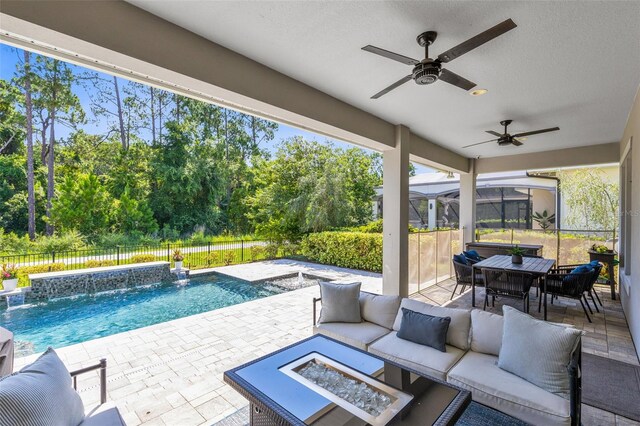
[362,19,517,99]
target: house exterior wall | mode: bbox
[619,86,639,359]
[531,188,556,230]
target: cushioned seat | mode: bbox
[447,351,571,426]
[80,403,127,426]
[368,332,466,380]
[313,321,389,351]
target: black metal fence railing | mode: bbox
[0,240,270,273]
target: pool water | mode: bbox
[1,274,285,355]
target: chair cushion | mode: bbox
[369,332,465,381]
[397,308,450,352]
[313,321,390,351]
[498,306,582,395]
[453,254,468,265]
[470,309,504,356]
[464,250,482,262]
[0,347,85,426]
[447,351,571,426]
[80,403,126,426]
[318,282,361,324]
[392,299,471,350]
[359,292,400,330]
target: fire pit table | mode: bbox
[224,335,470,426]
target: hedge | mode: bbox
[15,263,66,287]
[129,254,158,263]
[301,231,382,272]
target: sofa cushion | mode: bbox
[313,321,389,351]
[369,332,465,381]
[448,351,571,426]
[397,308,450,352]
[470,309,504,356]
[0,347,85,426]
[359,292,401,330]
[498,306,582,395]
[392,299,471,350]
[80,403,126,426]
[318,282,361,324]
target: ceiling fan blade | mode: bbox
[371,75,413,99]
[362,45,420,66]
[513,127,560,138]
[462,139,499,149]
[512,139,524,146]
[439,69,476,91]
[485,130,503,137]
[437,19,517,63]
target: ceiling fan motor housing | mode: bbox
[412,61,441,85]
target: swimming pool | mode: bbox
[1,274,285,355]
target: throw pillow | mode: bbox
[392,298,471,350]
[0,347,85,426]
[359,292,401,329]
[470,309,504,356]
[498,306,583,395]
[453,254,468,265]
[397,308,450,352]
[318,281,362,324]
[570,264,593,274]
[463,250,482,262]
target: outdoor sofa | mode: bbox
[0,348,126,426]
[313,289,582,426]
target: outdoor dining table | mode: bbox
[471,255,557,320]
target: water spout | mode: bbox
[175,271,189,286]
[298,271,304,287]
[6,293,26,310]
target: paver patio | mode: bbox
[12,259,639,425]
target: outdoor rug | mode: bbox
[212,401,528,426]
[582,352,640,421]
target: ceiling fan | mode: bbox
[462,120,560,149]
[362,19,517,99]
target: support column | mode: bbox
[383,125,410,297]
[459,159,477,250]
[428,199,437,230]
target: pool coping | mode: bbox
[28,261,171,279]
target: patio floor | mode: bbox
[12,259,639,426]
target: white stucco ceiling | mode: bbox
[127,0,640,158]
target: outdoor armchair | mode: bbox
[481,268,535,313]
[451,260,484,300]
[541,267,599,323]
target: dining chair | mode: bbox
[481,268,535,313]
[451,259,484,300]
[540,267,598,323]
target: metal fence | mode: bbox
[0,240,270,272]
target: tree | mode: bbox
[50,173,114,238]
[22,51,36,240]
[558,168,619,230]
[112,187,158,235]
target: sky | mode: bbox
[1,43,432,173]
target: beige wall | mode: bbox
[619,85,639,358]
[531,189,556,230]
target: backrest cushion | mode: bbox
[470,309,504,356]
[318,282,362,324]
[393,298,471,350]
[463,250,482,262]
[453,254,468,265]
[498,306,583,396]
[0,347,85,426]
[359,292,401,330]
[570,264,593,274]
[397,308,450,352]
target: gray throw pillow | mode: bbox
[0,347,85,426]
[396,308,451,352]
[318,282,362,324]
[498,306,583,396]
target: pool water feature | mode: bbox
[1,274,285,356]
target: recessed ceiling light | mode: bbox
[470,88,488,96]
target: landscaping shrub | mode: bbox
[301,231,382,272]
[129,254,157,263]
[16,263,66,286]
[249,245,265,261]
[32,231,85,253]
[264,244,280,260]
[84,259,116,268]
[223,251,236,266]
